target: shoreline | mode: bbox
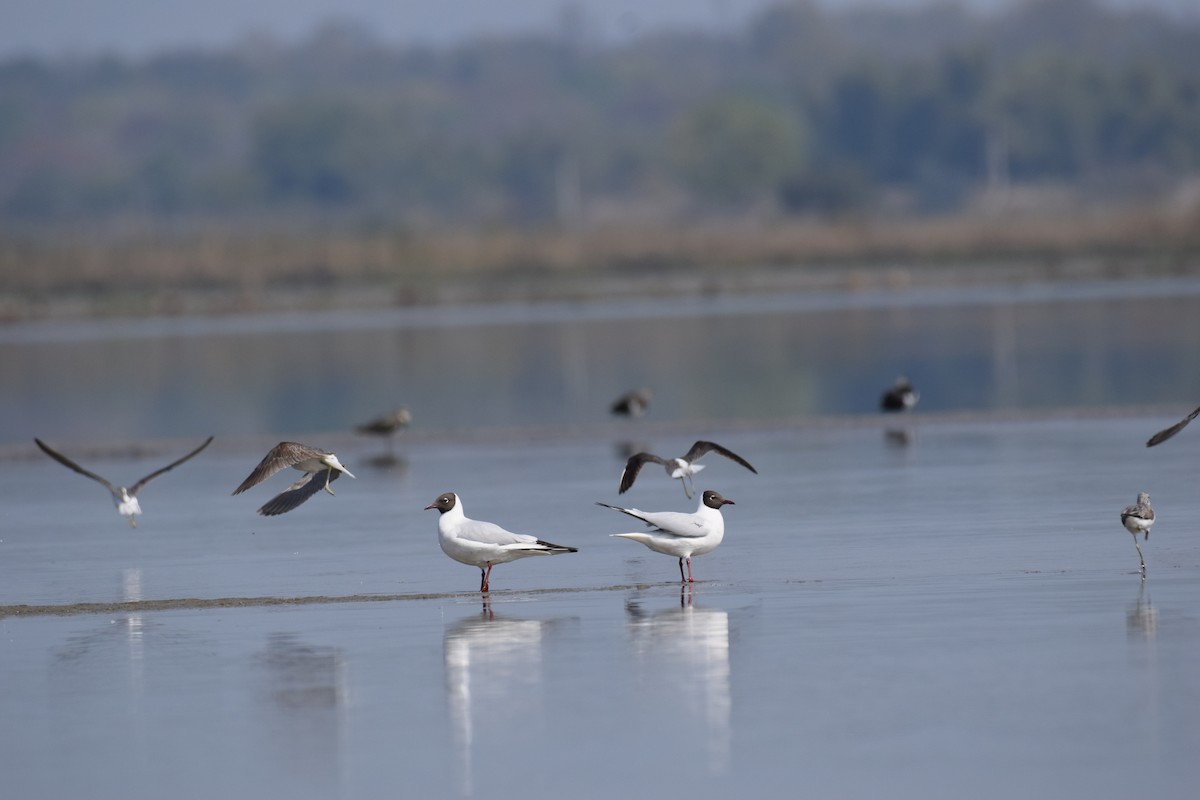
[3,211,1198,323]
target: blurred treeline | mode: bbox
[2,0,1199,235]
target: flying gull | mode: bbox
[35,436,213,527]
[618,440,756,498]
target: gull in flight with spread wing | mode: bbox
[618,440,756,498]
[1146,404,1200,447]
[35,436,213,527]
[233,442,355,516]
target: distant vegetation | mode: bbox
[2,0,1198,231]
[2,0,1200,318]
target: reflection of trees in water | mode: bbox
[625,587,732,774]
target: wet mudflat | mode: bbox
[4,278,1200,798]
[3,415,1200,799]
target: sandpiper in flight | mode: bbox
[233,442,355,516]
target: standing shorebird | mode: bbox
[880,377,919,412]
[35,436,213,528]
[233,442,355,516]
[598,489,734,583]
[355,406,412,452]
[618,440,757,498]
[1146,404,1200,447]
[1120,491,1155,579]
[611,388,652,418]
[424,492,577,592]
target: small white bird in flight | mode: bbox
[1146,404,1200,447]
[1120,491,1155,579]
[425,492,577,592]
[233,442,355,516]
[618,440,756,498]
[880,377,919,412]
[597,489,734,583]
[35,436,213,528]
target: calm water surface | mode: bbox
[2,279,1200,799]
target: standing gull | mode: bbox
[425,492,577,592]
[233,442,355,516]
[1120,491,1155,579]
[880,377,919,412]
[35,436,213,528]
[618,440,757,498]
[1146,404,1200,447]
[598,489,734,583]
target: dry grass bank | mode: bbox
[2,208,1199,320]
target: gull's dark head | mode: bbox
[702,490,734,509]
[425,492,458,513]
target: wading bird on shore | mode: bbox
[355,406,411,452]
[598,489,734,583]
[880,377,919,412]
[35,436,213,528]
[425,492,577,592]
[611,388,652,418]
[618,440,756,498]
[233,442,355,516]
[1120,491,1155,579]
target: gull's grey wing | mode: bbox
[1147,405,1200,447]
[618,452,670,494]
[234,442,325,495]
[683,441,758,474]
[257,468,340,516]
[456,518,538,547]
[595,501,707,536]
[35,438,117,493]
[129,436,214,495]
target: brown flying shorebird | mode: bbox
[233,442,356,516]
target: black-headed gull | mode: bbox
[597,489,734,582]
[618,441,756,498]
[611,388,652,418]
[425,492,578,592]
[233,442,355,516]
[35,436,213,528]
[880,377,919,412]
[1146,404,1200,447]
[1120,491,1155,579]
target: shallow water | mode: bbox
[3,279,1200,798]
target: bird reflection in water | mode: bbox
[624,585,731,774]
[444,599,568,797]
[255,633,346,798]
[363,452,410,473]
[1127,583,1158,642]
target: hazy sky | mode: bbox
[0,0,1190,59]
